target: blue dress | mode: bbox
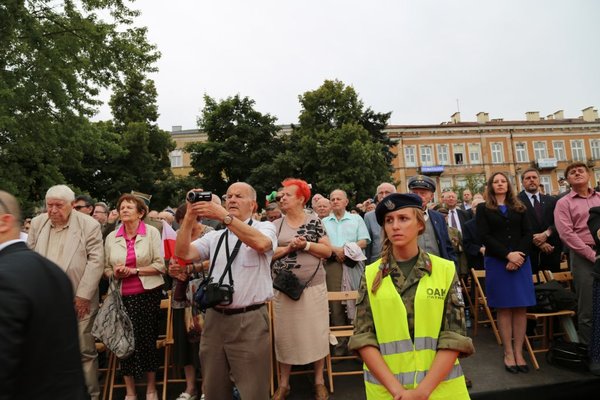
[484,205,536,308]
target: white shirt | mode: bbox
[191,219,277,308]
[528,192,541,207]
[448,208,462,234]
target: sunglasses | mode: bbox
[74,204,91,210]
[275,196,283,202]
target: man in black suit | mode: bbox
[518,168,562,273]
[444,190,472,236]
[0,191,87,400]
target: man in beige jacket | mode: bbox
[28,185,104,400]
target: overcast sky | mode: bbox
[95,0,600,131]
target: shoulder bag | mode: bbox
[92,278,135,359]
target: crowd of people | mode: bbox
[2,161,600,400]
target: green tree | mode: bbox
[274,80,392,203]
[187,94,283,201]
[0,0,159,209]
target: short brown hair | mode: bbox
[520,168,540,180]
[565,162,589,177]
[116,194,148,219]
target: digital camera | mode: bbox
[187,190,212,203]
[203,282,234,307]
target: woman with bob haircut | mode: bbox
[349,193,472,400]
[271,178,333,400]
[476,172,535,374]
[104,193,166,400]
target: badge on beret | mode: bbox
[385,199,395,210]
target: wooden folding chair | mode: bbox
[324,291,363,393]
[96,342,114,400]
[108,293,174,400]
[524,274,576,370]
[543,270,573,291]
[460,275,474,313]
[470,269,502,345]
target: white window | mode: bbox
[491,142,504,164]
[553,141,566,161]
[437,144,449,165]
[455,176,467,188]
[591,139,600,160]
[515,143,528,163]
[533,141,548,160]
[468,143,481,164]
[453,143,465,165]
[420,145,433,166]
[540,175,551,195]
[404,146,416,167]
[169,149,183,168]
[571,140,586,161]
[440,177,453,194]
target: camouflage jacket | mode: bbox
[348,250,474,357]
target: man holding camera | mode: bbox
[175,182,277,400]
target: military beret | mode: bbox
[375,193,423,225]
[407,175,436,192]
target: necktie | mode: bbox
[451,210,459,229]
[533,194,543,222]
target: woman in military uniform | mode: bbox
[349,193,473,400]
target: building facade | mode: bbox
[386,107,600,200]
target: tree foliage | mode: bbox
[0,0,160,210]
[187,94,283,201]
[274,80,393,203]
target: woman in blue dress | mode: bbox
[476,172,535,374]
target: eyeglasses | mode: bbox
[74,204,91,210]
[93,210,108,215]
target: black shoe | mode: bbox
[517,364,529,373]
[464,376,473,388]
[504,363,519,374]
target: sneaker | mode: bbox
[175,393,197,400]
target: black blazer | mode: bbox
[462,218,484,269]
[0,242,87,400]
[587,207,600,276]
[448,207,471,231]
[476,203,532,260]
[517,191,561,270]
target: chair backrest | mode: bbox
[157,293,174,348]
[544,270,573,290]
[327,291,359,302]
[471,269,487,301]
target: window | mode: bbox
[437,144,449,165]
[468,143,481,164]
[169,149,183,168]
[455,176,467,188]
[540,175,551,195]
[420,145,433,166]
[591,139,600,160]
[533,141,548,160]
[404,146,416,167]
[453,144,465,165]
[571,140,586,161]
[491,142,504,164]
[515,143,528,163]
[553,141,566,161]
[440,177,453,193]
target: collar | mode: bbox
[385,249,432,277]
[324,211,351,222]
[50,211,73,230]
[0,239,25,253]
[568,187,596,199]
[116,220,147,238]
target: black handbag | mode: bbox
[273,260,321,301]
[546,339,589,370]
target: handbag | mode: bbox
[273,260,321,301]
[92,278,135,359]
[546,339,589,370]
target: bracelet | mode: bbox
[304,242,311,251]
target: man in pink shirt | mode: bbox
[554,162,600,345]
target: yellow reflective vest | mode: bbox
[363,255,470,400]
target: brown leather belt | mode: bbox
[214,303,265,315]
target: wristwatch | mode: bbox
[135,268,140,275]
[223,214,234,225]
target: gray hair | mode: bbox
[45,185,75,203]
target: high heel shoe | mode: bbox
[517,364,529,373]
[504,363,519,374]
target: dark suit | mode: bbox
[462,218,484,269]
[0,241,87,400]
[476,203,532,259]
[517,191,562,273]
[428,209,458,264]
[447,207,471,233]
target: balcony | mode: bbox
[536,158,557,170]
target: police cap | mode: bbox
[407,175,436,192]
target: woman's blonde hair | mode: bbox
[380,208,425,266]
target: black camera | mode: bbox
[187,190,212,203]
[203,282,234,307]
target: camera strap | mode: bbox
[206,219,254,288]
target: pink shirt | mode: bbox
[554,188,600,262]
[117,221,147,295]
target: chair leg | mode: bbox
[524,335,540,370]
[101,352,114,400]
[326,353,334,393]
[162,346,169,400]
